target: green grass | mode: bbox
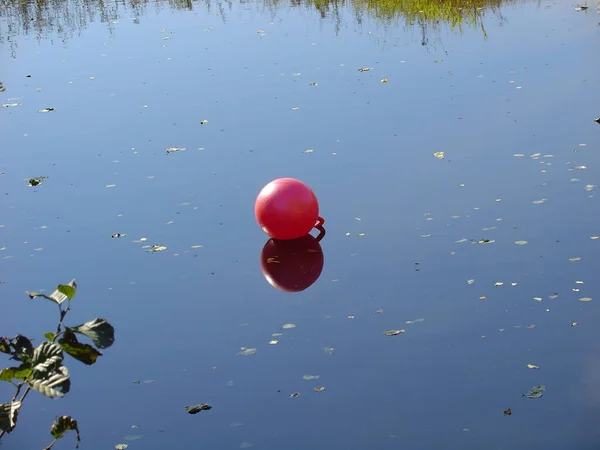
[0,0,522,44]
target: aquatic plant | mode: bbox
[0,280,115,449]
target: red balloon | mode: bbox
[260,234,324,292]
[255,178,321,240]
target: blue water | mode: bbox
[2,1,600,448]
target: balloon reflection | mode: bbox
[260,226,325,293]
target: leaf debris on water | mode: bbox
[515,240,528,245]
[236,347,256,356]
[380,78,388,83]
[314,386,326,392]
[526,364,540,370]
[524,385,546,399]
[124,435,143,441]
[200,120,208,124]
[111,233,126,238]
[185,403,212,414]
[383,329,405,336]
[166,147,186,154]
[580,297,592,302]
[569,257,582,262]
[147,245,167,252]
[289,392,300,398]
[282,323,296,329]
[303,375,320,380]
[303,149,314,153]
[38,107,55,113]
[433,151,445,159]
[105,184,117,188]
[115,445,128,450]
[28,176,48,187]
[406,318,424,325]
[358,67,373,72]
[503,408,512,416]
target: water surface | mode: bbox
[1,1,600,449]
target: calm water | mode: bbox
[1,1,600,448]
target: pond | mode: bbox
[1,0,600,448]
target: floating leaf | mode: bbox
[526,364,540,370]
[28,176,48,187]
[59,331,102,365]
[111,233,126,238]
[289,392,300,398]
[124,434,143,441]
[383,329,405,336]
[302,375,320,380]
[303,149,314,153]
[380,78,388,83]
[147,245,167,253]
[314,386,326,392]
[358,67,373,72]
[525,385,546,399]
[200,120,208,124]
[433,151,444,159]
[166,147,186,154]
[0,401,21,433]
[579,297,592,302]
[236,348,256,356]
[38,107,55,113]
[514,240,528,245]
[185,403,212,414]
[569,257,581,262]
[406,318,424,325]
[115,445,128,450]
[68,318,115,349]
[282,324,296,329]
[49,415,81,448]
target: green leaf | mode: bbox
[57,281,77,300]
[27,342,70,398]
[0,364,32,382]
[49,415,81,448]
[28,366,70,399]
[0,335,34,363]
[68,318,115,349]
[59,331,102,365]
[0,401,21,433]
[26,279,76,306]
[44,332,55,341]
